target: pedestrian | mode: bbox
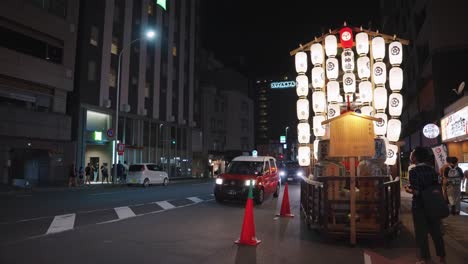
[123,161,129,181]
[404,147,446,264]
[101,163,109,184]
[78,166,84,186]
[443,157,464,215]
[68,163,77,188]
[439,157,451,201]
[117,160,124,183]
[85,163,92,185]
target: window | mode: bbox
[113,5,120,23]
[210,118,216,130]
[30,0,67,18]
[88,61,96,81]
[111,37,119,55]
[145,83,150,97]
[148,4,153,15]
[109,68,116,87]
[90,26,99,46]
[172,46,177,57]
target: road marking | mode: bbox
[191,182,212,186]
[187,197,203,203]
[460,211,468,216]
[155,201,175,210]
[114,206,136,219]
[364,252,372,264]
[46,213,76,234]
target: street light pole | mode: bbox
[285,126,289,160]
[113,31,155,184]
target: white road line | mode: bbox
[460,211,468,216]
[155,201,175,210]
[114,206,136,219]
[187,197,203,203]
[363,253,372,264]
[46,213,76,234]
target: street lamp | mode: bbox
[113,29,156,184]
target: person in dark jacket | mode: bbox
[404,147,446,264]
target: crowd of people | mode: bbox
[68,161,129,187]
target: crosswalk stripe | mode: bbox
[155,201,175,210]
[114,206,136,219]
[47,213,76,234]
[364,253,372,264]
[187,197,203,203]
[460,211,468,216]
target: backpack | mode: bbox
[447,167,461,185]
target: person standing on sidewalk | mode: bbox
[404,147,446,264]
[68,163,77,188]
[443,157,464,215]
[85,163,92,185]
[439,157,451,201]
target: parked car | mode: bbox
[214,156,280,204]
[278,161,305,183]
[126,163,169,187]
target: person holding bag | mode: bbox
[404,147,446,264]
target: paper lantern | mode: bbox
[389,93,403,117]
[295,51,307,73]
[356,32,369,55]
[359,81,373,103]
[327,81,340,102]
[296,75,309,97]
[389,67,403,91]
[313,115,326,137]
[343,73,356,94]
[312,91,326,114]
[361,106,374,116]
[373,113,388,136]
[311,67,325,89]
[373,87,388,110]
[328,103,340,119]
[373,62,387,85]
[298,122,311,144]
[387,119,401,142]
[371,36,385,61]
[357,56,370,79]
[389,41,403,66]
[310,43,324,66]
[298,146,311,166]
[325,35,337,57]
[341,49,355,72]
[313,139,319,160]
[385,144,398,165]
[339,27,353,48]
[326,58,339,80]
[296,99,309,120]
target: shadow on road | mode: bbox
[235,245,257,264]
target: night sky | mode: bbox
[202,0,382,77]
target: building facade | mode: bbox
[74,0,199,179]
[0,0,79,186]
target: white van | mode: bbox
[126,163,169,187]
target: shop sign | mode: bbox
[441,106,468,141]
[270,81,296,89]
[117,143,125,155]
[423,124,440,139]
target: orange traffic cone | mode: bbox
[235,182,261,246]
[276,182,294,217]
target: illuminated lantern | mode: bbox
[373,113,388,136]
[389,67,403,91]
[387,119,401,142]
[295,51,307,74]
[339,27,353,48]
[361,106,374,116]
[313,139,319,160]
[325,35,337,57]
[312,91,326,114]
[373,62,387,85]
[389,41,403,66]
[311,67,325,89]
[296,99,309,120]
[385,144,398,165]
[357,56,370,79]
[327,81,340,102]
[341,49,355,72]
[326,58,339,80]
[388,93,403,117]
[313,115,326,137]
[296,75,309,97]
[310,43,324,66]
[355,32,369,55]
[371,36,385,61]
[298,122,311,144]
[343,73,356,94]
[298,146,311,166]
[373,87,388,110]
[328,103,340,119]
[359,81,373,103]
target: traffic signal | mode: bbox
[171,139,176,145]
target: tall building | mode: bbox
[381,0,468,166]
[74,0,199,179]
[0,0,79,186]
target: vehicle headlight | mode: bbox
[296,171,303,176]
[245,179,256,186]
[279,171,286,176]
[216,178,223,185]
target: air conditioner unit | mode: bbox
[122,104,131,113]
[104,99,112,108]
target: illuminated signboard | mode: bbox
[156,0,166,10]
[94,131,102,141]
[280,136,286,143]
[441,106,468,141]
[423,124,440,139]
[270,81,296,89]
